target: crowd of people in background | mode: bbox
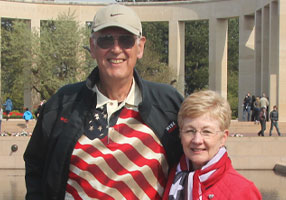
[243,92,269,124]
[242,92,282,136]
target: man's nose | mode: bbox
[111,39,122,52]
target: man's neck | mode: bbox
[97,78,133,102]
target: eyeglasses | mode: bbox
[95,34,138,49]
[181,128,222,139]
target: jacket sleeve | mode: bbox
[23,104,48,200]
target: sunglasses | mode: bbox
[95,34,138,49]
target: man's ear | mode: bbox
[137,37,146,59]
[89,37,96,59]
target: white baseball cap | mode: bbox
[92,4,142,36]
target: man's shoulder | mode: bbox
[143,80,183,100]
[141,80,184,110]
[45,81,87,110]
[57,81,86,95]
[142,80,180,94]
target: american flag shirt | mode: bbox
[65,80,169,200]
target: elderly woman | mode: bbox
[163,90,261,200]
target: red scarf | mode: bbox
[192,152,230,199]
[166,147,231,200]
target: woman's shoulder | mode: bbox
[217,167,262,199]
[224,168,254,185]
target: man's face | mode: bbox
[90,27,146,82]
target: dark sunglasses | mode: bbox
[95,34,138,49]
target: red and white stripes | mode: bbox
[65,107,168,200]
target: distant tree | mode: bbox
[1,12,239,118]
[142,22,168,63]
[1,12,93,105]
[30,11,92,100]
[137,22,175,84]
[1,19,32,110]
[136,38,175,84]
[1,14,175,107]
[185,20,209,95]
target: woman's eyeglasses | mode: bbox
[181,128,222,139]
[95,34,138,49]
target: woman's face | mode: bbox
[180,113,228,170]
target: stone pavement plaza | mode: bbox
[1,119,36,134]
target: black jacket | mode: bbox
[24,67,184,200]
[270,110,279,121]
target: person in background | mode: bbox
[24,4,183,200]
[258,107,267,136]
[260,93,269,121]
[23,108,33,129]
[269,105,281,136]
[3,97,13,121]
[242,92,252,121]
[163,90,262,200]
[253,96,261,124]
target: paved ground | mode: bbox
[1,119,36,134]
[1,119,285,137]
[229,120,285,137]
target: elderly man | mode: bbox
[24,4,183,200]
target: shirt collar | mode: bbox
[94,78,142,109]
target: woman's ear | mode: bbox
[220,129,229,147]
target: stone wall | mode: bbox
[1,136,285,170]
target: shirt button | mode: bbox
[208,194,214,199]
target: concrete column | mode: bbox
[261,6,270,96]
[24,18,40,110]
[31,18,40,32]
[168,20,185,96]
[269,1,279,110]
[278,0,286,121]
[208,18,228,99]
[238,15,255,120]
[255,10,262,96]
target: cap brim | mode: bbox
[92,23,141,36]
